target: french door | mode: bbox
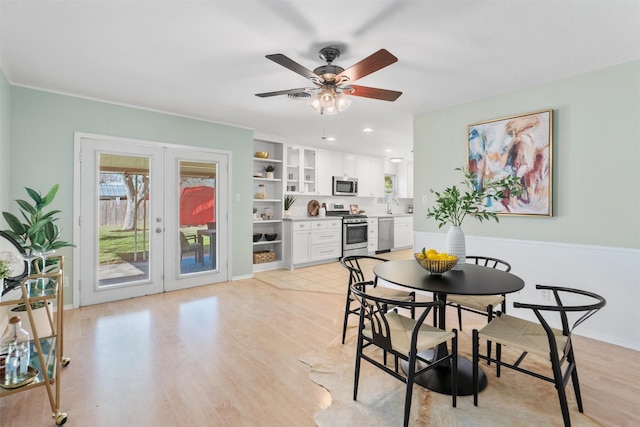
[76,134,228,306]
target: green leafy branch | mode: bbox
[426,167,522,228]
[2,184,74,253]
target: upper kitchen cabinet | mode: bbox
[397,159,414,198]
[317,149,357,195]
[286,145,317,194]
[384,158,414,198]
[357,155,385,197]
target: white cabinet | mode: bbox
[285,219,342,268]
[397,159,414,198]
[253,140,284,272]
[357,156,385,197]
[286,145,317,195]
[291,222,312,265]
[317,149,357,195]
[367,217,379,253]
[393,216,413,249]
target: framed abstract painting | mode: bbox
[467,109,553,216]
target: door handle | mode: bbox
[156,227,163,233]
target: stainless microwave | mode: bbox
[333,176,358,196]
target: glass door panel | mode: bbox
[178,161,217,275]
[98,154,151,286]
[79,138,164,306]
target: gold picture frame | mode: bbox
[467,109,553,216]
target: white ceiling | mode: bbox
[1,1,639,161]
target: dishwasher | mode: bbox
[377,217,394,253]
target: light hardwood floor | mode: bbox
[1,250,638,426]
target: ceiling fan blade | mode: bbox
[345,85,402,101]
[266,54,319,80]
[255,88,309,98]
[336,49,398,82]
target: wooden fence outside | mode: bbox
[100,200,147,228]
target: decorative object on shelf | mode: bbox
[264,233,278,241]
[307,200,320,217]
[253,173,263,178]
[1,316,31,386]
[256,184,267,199]
[0,231,27,282]
[253,233,262,242]
[468,109,552,216]
[253,207,258,219]
[11,301,54,338]
[264,165,276,179]
[255,151,269,159]
[0,258,11,299]
[284,195,296,219]
[426,167,522,270]
[2,184,75,259]
[261,208,274,220]
[253,250,275,264]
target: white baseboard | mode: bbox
[414,231,640,351]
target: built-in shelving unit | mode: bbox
[253,140,284,272]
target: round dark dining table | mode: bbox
[373,259,525,396]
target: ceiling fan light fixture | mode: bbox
[335,92,351,112]
[319,87,336,109]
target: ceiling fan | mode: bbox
[255,47,402,115]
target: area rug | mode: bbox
[299,329,602,427]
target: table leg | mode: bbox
[400,291,488,396]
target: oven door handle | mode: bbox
[345,223,367,228]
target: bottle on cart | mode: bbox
[1,316,31,385]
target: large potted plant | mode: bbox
[426,167,521,269]
[2,185,72,334]
[2,184,73,256]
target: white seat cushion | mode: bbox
[363,312,454,355]
[478,314,567,358]
[447,294,504,311]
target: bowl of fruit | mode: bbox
[415,248,458,275]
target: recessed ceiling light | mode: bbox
[323,136,336,141]
[389,157,403,163]
[363,127,373,133]
[385,149,392,153]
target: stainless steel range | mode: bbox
[326,204,368,257]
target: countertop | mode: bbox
[284,213,413,221]
[367,213,414,218]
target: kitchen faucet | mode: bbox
[386,198,398,214]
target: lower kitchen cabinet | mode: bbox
[367,217,378,253]
[393,216,413,249]
[284,219,342,269]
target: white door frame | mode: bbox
[72,132,232,308]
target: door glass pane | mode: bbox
[98,154,150,286]
[178,161,217,275]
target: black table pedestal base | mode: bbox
[401,351,487,396]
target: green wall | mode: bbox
[0,68,10,212]
[5,85,254,302]
[414,60,640,249]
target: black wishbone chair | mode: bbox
[472,284,606,427]
[340,255,415,344]
[351,281,458,427]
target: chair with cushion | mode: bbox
[447,256,511,330]
[472,284,606,427]
[446,256,510,363]
[340,255,416,344]
[352,281,458,427]
[180,231,204,265]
